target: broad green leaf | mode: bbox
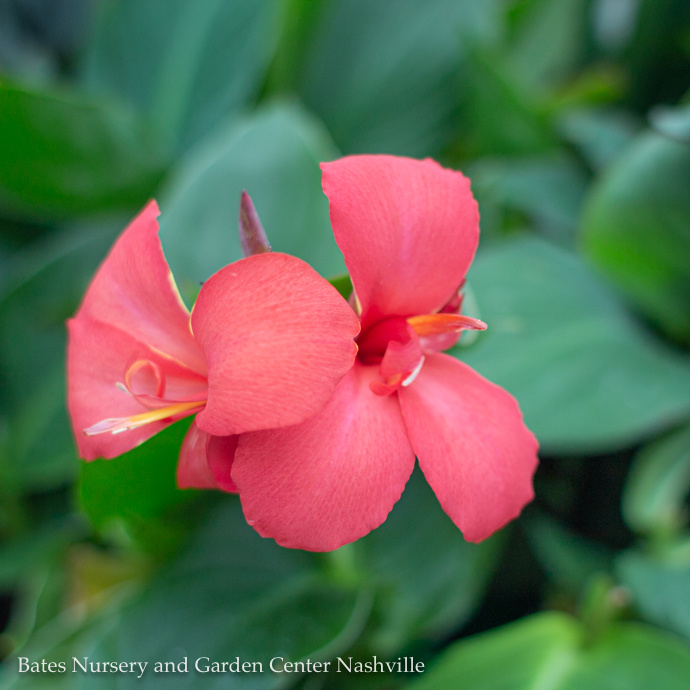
[623,423,690,535]
[81,0,282,150]
[0,83,166,220]
[468,155,588,244]
[524,514,613,594]
[591,0,640,51]
[356,468,502,654]
[80,419,193,529]
[582,129,690,344]
[2,498,370,690]
[0,0,55,82]
[158,102,344,296]
[264,0,327,94]
[508,0,588,93]
[617,546,690,642]
[619,0,690,109]
[0,593,145,690]
[557,107,640,171]
[328,274,353,301]
[0,516,85,596]
[456,45,557,158]
[649,102,690,142]
[297,0,501,156]
[0,220,125,491]
[79,418,201,556]
[456,237,690,452]
[410,612,690,690]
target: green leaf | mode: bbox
[557,107,640,171]
[297,0,501,156]
[508,0,589,93]
[328,273,353,300]
[158,102,344,297]
[0,220,125,491]
[264,0,327,94]
[410,612,690,690]
[524,514,613,594]
[617,545,690,642]
[619,0,690,109]
[455,236,690,452]
[623,423,690,535]
[468,155,588,243]
[0,83,166,220]
[83,499,368,689]
[2,501,370,689]
[81,0,282,150]
[456,45,557,158]
[79,418,199,556]
[0,516,85,589]
[649,102,690,143]
[582,129,690,344]
[356,468,502,654]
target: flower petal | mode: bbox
[192,252,359,436]
[322,155,479,330]
[177,420,238,492]
[76,200,206,375]
[67,317,204,459]
[398,353,539,542]
[232,363,415,551]
[369,325,424,397]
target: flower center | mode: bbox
[357,312,487,397]
[356,316,411,364]
[357,313,486,363]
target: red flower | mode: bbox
[67,200,359,481]
[230,156,539,550]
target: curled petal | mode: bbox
[398,353,539,542]
[232,363,415,551]
[370,325,424,397]
[76,200,206,375]
[177,421,238,492]
[192,252,359,436]
[322,155,479,330]
[67,318,204,459]
[120,359,205,410]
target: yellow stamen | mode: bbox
[84,400,204,436]
[407,313,487,337]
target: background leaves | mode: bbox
[2,0,690,688]
[457,237,690,452]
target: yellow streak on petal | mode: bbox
[84,400,204,436]
[407,313,487,337]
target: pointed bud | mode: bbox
[239,191,271,257]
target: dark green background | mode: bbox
[1,0,690,687]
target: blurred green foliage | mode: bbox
[1,0,690,688]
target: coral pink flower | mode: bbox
[67,200,359,479]
[229,155,539,550]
